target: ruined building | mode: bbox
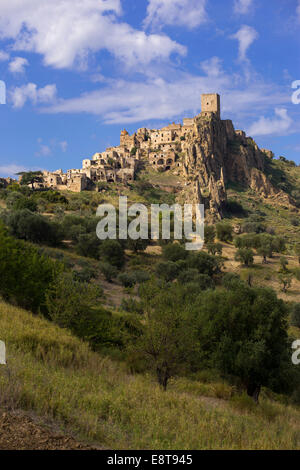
[40,93,288,220]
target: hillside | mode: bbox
[0,147,299,450]
[1,299,300,450]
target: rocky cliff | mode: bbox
[177,114,293,220]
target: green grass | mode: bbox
[1,300,300,449]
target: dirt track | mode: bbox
[0,409,93,450]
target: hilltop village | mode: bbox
[38,94,254,193]
[3,93,283,221]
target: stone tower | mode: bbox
[201,93,220,119]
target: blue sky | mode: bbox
[0,0,300,177]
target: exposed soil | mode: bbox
[0,409,94,450]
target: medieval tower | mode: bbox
[201,93,221,119]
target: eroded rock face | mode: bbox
[178,114,293,220]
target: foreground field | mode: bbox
[0,300,300,450]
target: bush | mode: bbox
[156,261,179,282]
[76,233,101,259]
[162,243,188,262]
[235,248,254,267]
[291,304,300,328]
[120,298,144,315]
[99,240,124,268]
[216,223,233,242]
[118,272,137,288]
[99,262,118,282]
[5,209,63,246]
[0,225,62,313]
[204,226,216,244]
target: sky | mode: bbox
[0,0,300,177]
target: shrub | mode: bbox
[76,233,101,259]
[6,209,63,246]
[291,304,300,328]
[235,248,254,267]
[99,262,118,282]
[99,240,124,268]
[156,261,179,282]
[120,298,144,315]
[118,272,137,288]
[204,226,216,244]
[162,243,188,262]
[0,225,62,313]
[216,222,233,242]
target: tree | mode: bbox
[6,209,63,246]
[99,240,124,268]
[278,273,293,293]
[0,224,62,313]
[17,171,43,190]
[279,256,289,272]
[207,242,222,256]
[126,238,150,253]
[99,262,117,282]
[156,261,178,282]
[295,244,300,265]
[204,225,216,244]
[235,248,254,267]
[291,303,300,328]
[195,286,289,402]
[130,282,197,390]
[45,272,101,331]
[162,243,187,262]
[216,222,233,242]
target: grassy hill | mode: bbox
[1,299,300,450]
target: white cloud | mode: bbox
[41,68,289,126]
[10,83,57,108]
[144,0,207,29]
[8,56,29,74]
[0,0,185,70]
[201,57,223,77]
[297,1,300,21]
[35,143,52,157]
[0,50,9,61]
[60,141,68,152]
[233,0,253,15]
[231,25,259,60]
[0,164,29,177]
[247,108,293,136]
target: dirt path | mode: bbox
[0,409,94,450]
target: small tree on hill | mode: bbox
[17,171,43,190]
[235,248,254,267]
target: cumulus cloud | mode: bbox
[60,141,68,152]
[41,68,289,126]
[247,108,293,136]
[233,0,253,14]
[144,0,207,29]
[0,50,9,62]
[0,0,185,69]
[8,57,29,74]
[231,25,259,60]
[0,164,29,177]
[35,143,52,157]
[10,83,57,108]
[201,57,223,77]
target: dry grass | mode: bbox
[0,300,300,449]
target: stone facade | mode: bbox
[39,93,289,217]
